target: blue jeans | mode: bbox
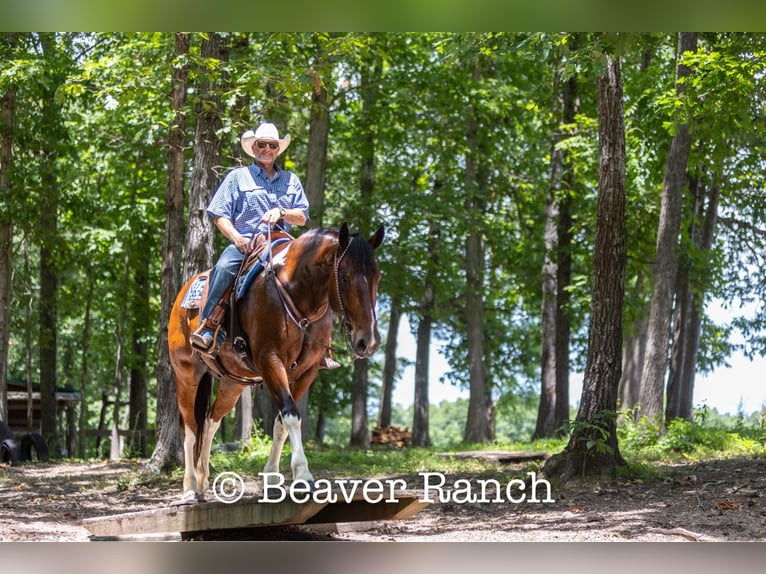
[200,244,245,324]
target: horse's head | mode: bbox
[331,222,385,359]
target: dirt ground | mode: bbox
[1,456,766,541]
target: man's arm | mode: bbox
[213,216,250,253]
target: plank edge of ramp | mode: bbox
[82,490,428,538]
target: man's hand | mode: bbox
[233,234,250,254]
[261,207,283,226]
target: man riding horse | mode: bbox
[191,122,338,369]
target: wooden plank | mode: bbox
[305,492,429,525]
[83,490,428,538]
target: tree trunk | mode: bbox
[253,385,276,438]
[667,178,719,420]
[301,38,332,441]
[638,32,697,425]
[619,311,648,413]
[463,61,491,443]
[182,32,226,282]
[350,360,371,447]
[412,251,436,448]
[545,54,627,481]
[535,164,559,439]
[554,67,578,436]
[305,44,330,228]
[0,32,16,424]
[150,32,190,473]
[349,53,380,448]
[535,49,579,439]
[378,297,402,429]
[78,276,94,459]
[110,249,131,461]
[38,33,62,455]
[126,250,149,458]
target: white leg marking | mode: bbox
[283,413,314,483]
[182,425,198,495]
[194,417,221,497]
[262,416,288,485]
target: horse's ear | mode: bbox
[339,222,350,250]
[368,225,385,250]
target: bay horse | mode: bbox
[168,223,384,502]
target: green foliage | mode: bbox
[4,32,766,459]
[619,406,766,461]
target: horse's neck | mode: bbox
[280,233,336,311]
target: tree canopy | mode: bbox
[2,32,766,463]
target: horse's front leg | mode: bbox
[260,356,314,485]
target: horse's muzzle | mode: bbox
[351,328,380,359]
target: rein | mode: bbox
[266,228,352,357]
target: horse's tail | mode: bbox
[193,372,213,463]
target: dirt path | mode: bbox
[2,457,765,541]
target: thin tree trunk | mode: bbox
[619,311,648,413]
[110,249,131,461]
[127,251,149,457]
[535,159,559,438]
[150,32,189,472]
[378,297,402,429]
[78,276,94,459]
[463,61,491,443]
[638,32,697,424]
[349,53,380,448]
[535,49,578,439]
[0,32,16,424]
[38,33,62,455]
[23,237,32,429]
[305,43,330,229]
[554,67,578,436]
[253,385,276,438]
[183,32,226,282]
[301,39,332,441]
[667,178,719,420]
[413,282,434,447]
[350,360,370,448]
[545,54,627,481]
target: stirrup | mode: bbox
[319,355,341,370]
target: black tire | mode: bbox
[0,421,12,442]
[21,432,49,462]
[0,438,21,466]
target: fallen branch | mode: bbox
[648,527,709,542]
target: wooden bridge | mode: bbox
[83,488,429,540]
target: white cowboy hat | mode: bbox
[240,122,291,158]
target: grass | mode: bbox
[207,408,766,482]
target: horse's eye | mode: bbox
[340,273,350,286]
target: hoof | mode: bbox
[170,490,203,506]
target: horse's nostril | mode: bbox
[355,339,367,354]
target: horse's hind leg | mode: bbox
[195,380,246,495]
[261,415,289,486]
[176,368,208,501]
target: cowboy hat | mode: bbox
[240,122,291,158]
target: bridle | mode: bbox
[333,235,354,339]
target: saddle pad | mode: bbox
[181,275,208,309]
[235,237,292,301]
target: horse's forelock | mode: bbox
[345,232,378,276]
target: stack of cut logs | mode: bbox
[371,425,412,448]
